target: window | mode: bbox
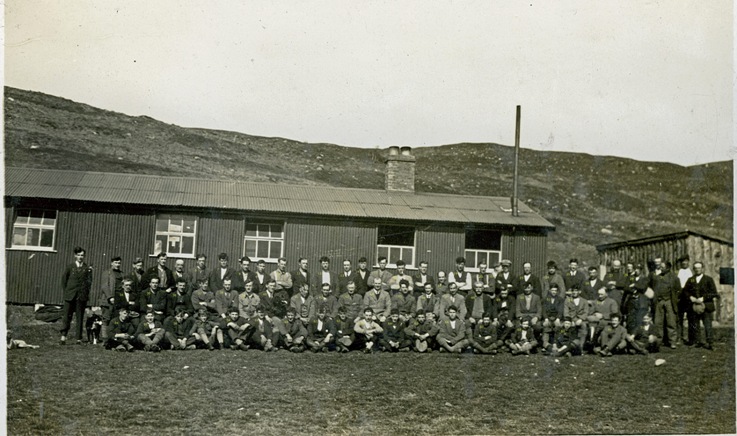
[465,229,502,270]
[244,222,284,262]
[377,225,415,267]
[154,214,197,257]
[12,209,56,250]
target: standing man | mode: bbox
[495,260,515,296]
[271,257,294,296]
[60,246,93,345]
[187,254,209,292]
[412,260,434,297]
[230,255,254,293]
[435,271,449,295]
[683,261,719,350]
[253,259,269,293]
[603,260,627,294]
[99,256,124,340]
[388,260,414,292]
[144,252,175,293]
[312,256,338,297]
[513,262,543,297]
[581,266,604,301]
[675,256,693,345]
[542,261,566,299]
[369,256,393,291]
[128,257,146,292]
[172,259,187,283]
[291,257,311,296]
[564,259,587,294]
[354,257,372,296]
[473,261,494,296]
[649,259,680,348]
[337,259,357,295]
[448,257,472,294]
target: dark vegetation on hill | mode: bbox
[4,86,733,264]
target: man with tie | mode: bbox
[564,259,587,294]
[412,260,434,297]
[683,261,719,350]
[60,246,93,345]
[448,256,472,294]
[291,257,311,296]
[495,259,515,296]
[231,255,256,293]
[337,259,357,294]
[210,253,237,292]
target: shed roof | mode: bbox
[5,167,555,229]
[596,231,733,251]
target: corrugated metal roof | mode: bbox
[596,231,733,250]
[5,167,555,229]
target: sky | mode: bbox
[3,1,734,165]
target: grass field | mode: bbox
[6,310,736,435]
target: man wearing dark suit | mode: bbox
[291,257,311,296]
[563,259,587,295]
[682,261,720,350]
[60,246,93,345]
[412,260,435,297]
[581,266,605,301]
[213,253,240,292]
[187,254,209,292]
[494,259,515,296]
[353,257,372,296]
[337,259,357,295]
[128,257,146,292]
[513,262,543,297]
[311,256,339,297]
[464,281,495,333]
[143,252,175,292]
[472,261,495,296]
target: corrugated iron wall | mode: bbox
[416,223,464,274]
[6,198,550,304]
[502,230,548,277]
[285,218,377,267]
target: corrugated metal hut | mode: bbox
[596,231,734,322]
[5,146,555,305]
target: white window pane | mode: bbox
[12,228,26,246]
[257,225,270,238]
[168,236,180,253]
[245,224,257,237]
[168,220,183,233]
[465,250,476,268]
[154,236,165,253]
[402,248,413,265]
[28,212,42,225]
[156,219,168,232]
[14,211,29,225]
[42,211,57,226]
[377,246,388,260]
[271,224,283,237]
[389,247,401,264]
[245,240,257,257]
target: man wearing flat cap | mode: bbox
[495,259,515,297]
[542,260,566,300]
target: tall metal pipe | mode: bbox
[512,105,520,217]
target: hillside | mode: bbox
[4,86,733,264]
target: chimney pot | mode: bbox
[384,146,416,193]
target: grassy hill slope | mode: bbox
[4,86,732,264]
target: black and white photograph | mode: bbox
[3,1,734,434]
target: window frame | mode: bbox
[464,229,502,272]
[9,209,58,252]
[242,220,285,263]
[152,213,198,259]
[376,225,416,268]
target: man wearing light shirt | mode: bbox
[311,256,338,297]
[676,256,693,345]
[369,256,393,291]
[388,260,414,292]
[270,257,293,296]
[448,256,472,294]
[412,260,434,296]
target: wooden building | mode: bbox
[597,231,734,322]
[5,146,554,305]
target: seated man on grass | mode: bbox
[163,307,194,350]
[280,307,307,352]
[305,305,336,353]
[106,307,135,352]
[223,306,252,351]
[470,314,498,355]
[404,310,439,353]
[248,305,275,351]
[188,308,222,350]
[626,312,660,354]
[334,306,356,353]
[135,309,165,352]
[380,309,412,352]
[596,313,627,357]
[353,307,383,353]
[551,316,582,357]
[436,305,469,354]
[510,317,538,356]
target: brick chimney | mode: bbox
[385,146,416,193]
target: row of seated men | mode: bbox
[104,270,659,355]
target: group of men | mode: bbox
[60,248,720,356]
